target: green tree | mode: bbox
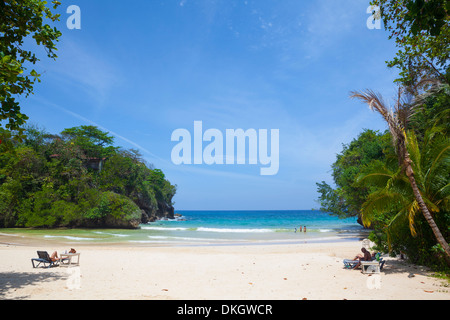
[0,124,177,229]
[97,149,177,221]
[316,130,392,224]
[358,129,449,266]
[315,181,347,217]
[351,88,450,264]
[409,84,450,138]
[0,0,62,136]
[61,125,117,158]
[371,0,450,88]
[84,191,141,229]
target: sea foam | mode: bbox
[196,227,274,233]
[44,235,96,241]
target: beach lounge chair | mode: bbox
[361,259,386,274]
[343,253,385,271]
[31,251,59,268]
[343,259,359,269]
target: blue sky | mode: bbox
[22,0,400,210]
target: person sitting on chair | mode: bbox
[352,248,372,269]
[49,249,75,262]
[49,251,60,262]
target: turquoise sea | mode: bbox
[0,210,365,246]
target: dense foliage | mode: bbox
[371,0,449,88]
[318,86,449,269]
[318,1,450,269]
[316,130,393,224]
[0,125,176,229]
[0,0,62,136]
[358,128,449,268]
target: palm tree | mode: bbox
[357,129,449,252]
[350,88,450,264]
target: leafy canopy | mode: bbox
[0,0,62,136]
[316,129,393,222]
[0,124,177,229]
[61,125,117,158]
[371,0,450,87]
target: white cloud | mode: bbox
[46,39,121,107]
[31,96,167,164]
[273,0,364,68]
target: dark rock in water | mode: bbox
[140,202,175,225]
[173,213,185,221]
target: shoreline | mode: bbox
[0,228,369,249]
[0,210,367,248]
[1,235,449,300]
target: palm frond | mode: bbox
[350,89,405,158]
[406,200,419,237]
[357,160,394,188]
[360,191,392,228]
[360,187,409,228]
[436,183,450,203]
[406,130,423,184]
[421,131,450,198]
[396,88,415,129]
[358,159,409,190]
[386,203,416,249]
[425,141,450,185]
[350,90,391,123]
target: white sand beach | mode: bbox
[0,238,449,300]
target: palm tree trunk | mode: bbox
[403,156,450,265]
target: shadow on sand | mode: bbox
[0,270,67,300]
[380,258,437,278]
